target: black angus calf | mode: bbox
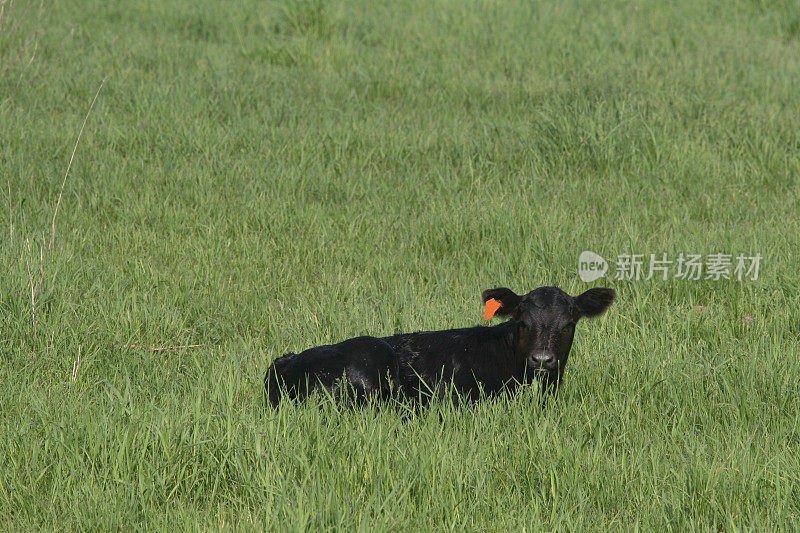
[264,286,615,406]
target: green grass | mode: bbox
[2,0,800,529]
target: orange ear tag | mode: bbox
[484,298,502,321]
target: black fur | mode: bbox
[264,336,395,406]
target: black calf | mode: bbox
[264,286,615,406]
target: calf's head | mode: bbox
[482,286,615,382]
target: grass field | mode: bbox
[2,0,800,529]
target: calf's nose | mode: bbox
[530,353,554,367]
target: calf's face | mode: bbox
[482,286,615,381]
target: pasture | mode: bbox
[1,0,799,529]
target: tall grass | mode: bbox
[1,0,799,529]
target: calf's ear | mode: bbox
[575,288,616,318]
[481,287,521,317]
